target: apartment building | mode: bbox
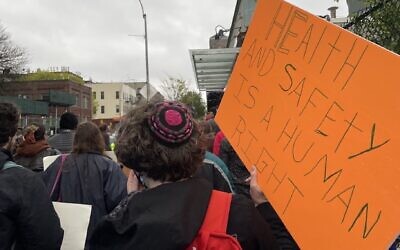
[86,82,143,124]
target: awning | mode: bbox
[189,48,240,92]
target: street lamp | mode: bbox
[138,0,150,102]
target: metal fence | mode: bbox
[343,0,400,53]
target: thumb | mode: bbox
[245,166,256,183]
[249,166,258,186]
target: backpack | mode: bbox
[187,190,242,250]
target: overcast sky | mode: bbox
[0,0,348,90]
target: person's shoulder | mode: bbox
[45,147,61,155]
[88,153,120,168]
[204,151,215,161]
[47,133,60,141]
[205,152,227,166]
[3,161,27,171]
[1,162,38,181]
[103,156,121,170]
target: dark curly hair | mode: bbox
[115,102,207,182]
[0,103,19,147]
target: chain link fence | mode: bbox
[343,0,400,53]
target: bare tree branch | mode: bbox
[160,76,189,101]
[0,23,28,74]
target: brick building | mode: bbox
[0,71,91,132]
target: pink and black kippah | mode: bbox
[148,101,194,146]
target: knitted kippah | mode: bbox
[148,101,193,146]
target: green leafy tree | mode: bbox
[92,96,99,115]
[350,0,400,54]
[160,76,206,119]
[180,91,206,120]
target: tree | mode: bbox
[92,96,99,115]
[160,76,188,101]
[350,0,400,54]
[180,91,206,120]
[160,76,206,119]
[0,23,27,74]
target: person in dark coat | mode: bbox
[198,121,234,193]
[14,123,60,172]
[42,122,127,247]
[220,137,251,198]
[247,166,299,250]
[48,112,78,153]
[0,102,63,250]
[194,161,233,193]
[89,101,280,250]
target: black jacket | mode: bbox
[220,138,251,197]
[0,149,63,250]
[42,152,127,242]
[257,202,299,250]
[89,178,280,250]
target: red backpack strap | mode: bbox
[200,190,232,233]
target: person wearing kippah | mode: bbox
[89,101,280,250]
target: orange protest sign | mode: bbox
[215,0,400,249]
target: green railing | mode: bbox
[0,96,48,115]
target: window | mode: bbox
[101,105,105,114]
[83,96,88,109]
[116,91,120,99]
[101,91,104,100]
[116,104,120,113]
[93,91,96,99]
[75,95,79,106]
[93,108,96,115]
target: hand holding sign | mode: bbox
[246,166,268,206]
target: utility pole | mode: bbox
[138,0,150,102]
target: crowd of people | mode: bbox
[0,101,299,250]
